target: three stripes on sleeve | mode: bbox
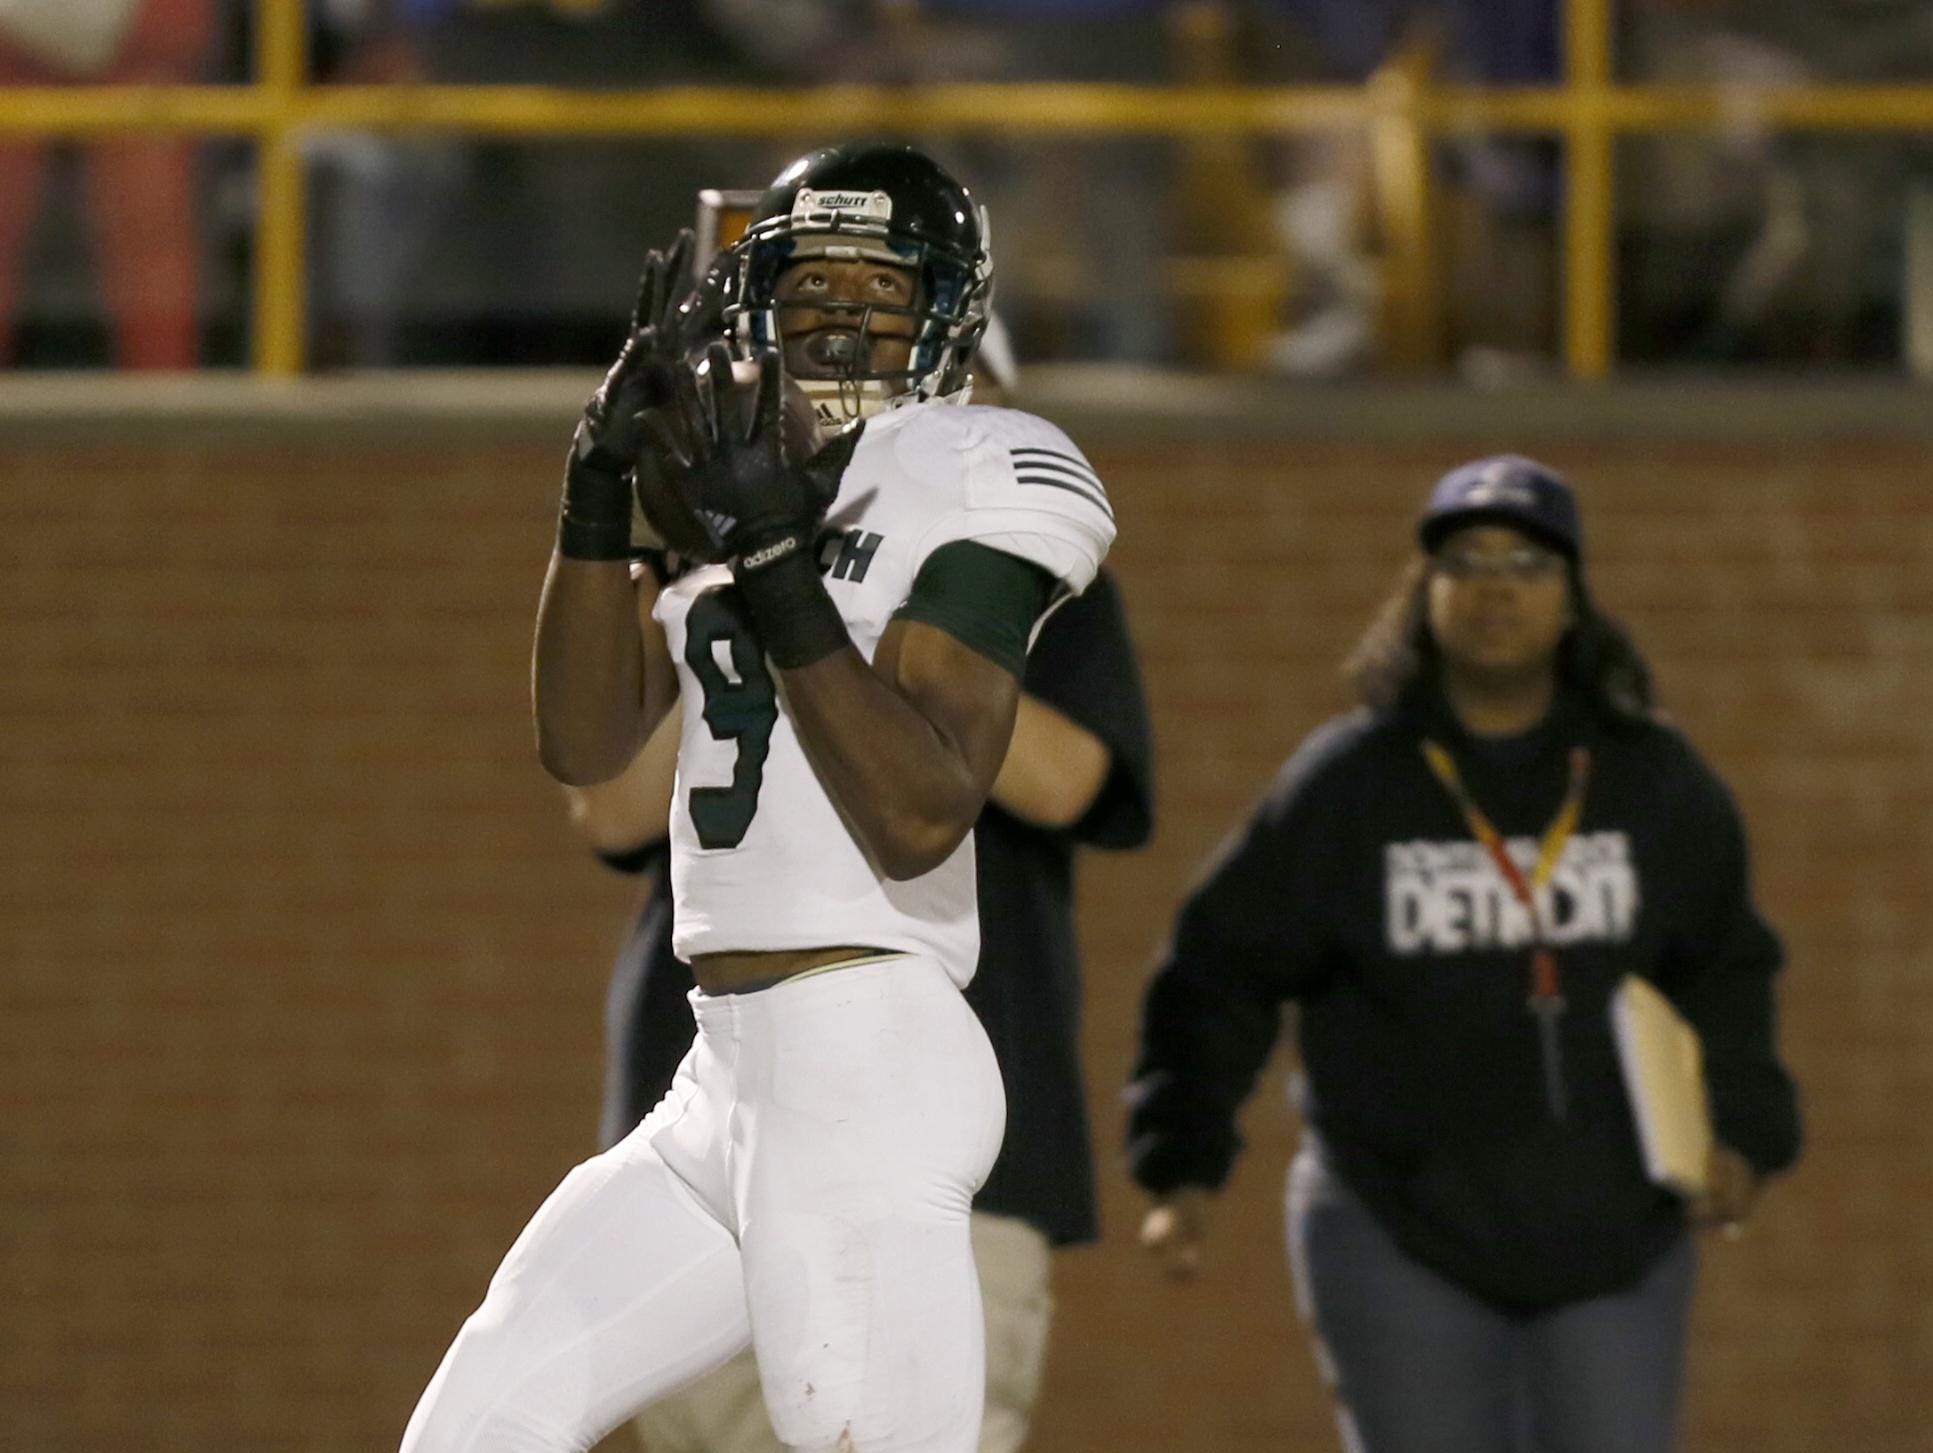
[1010,447,1115,523]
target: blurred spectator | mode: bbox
[1250,0,1563,379]
[1219,0,1399,377]
[0,0,217,369]
[1432,0,1563,378]
[865,0,1181,364]
[699,0,882,80]
[305,0,464,366]
[349,0,768,365]
[1620,0,1933,365]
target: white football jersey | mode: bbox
[654,402,1116,985]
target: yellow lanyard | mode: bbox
[1420,739,1592,1119]
[1420,740,1591,943]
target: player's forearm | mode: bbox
[990,695,1111,829]
[780,650,1002,881]
[564,707,680,854]
[532,555,651,786]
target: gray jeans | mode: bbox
[1286,1141,1696,1453]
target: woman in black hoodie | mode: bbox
[1126,456,1800,1453]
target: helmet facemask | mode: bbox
[727,192,992,427]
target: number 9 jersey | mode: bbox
[653,402,1115,987]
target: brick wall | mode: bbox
[2,392,1926,1452]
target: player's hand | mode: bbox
[573,229,733,479]
[557,235,708,562]
[646,344,863,567]
[1690,1143,1761,1236]
[1139,1188,1211,1281]
[573,234,689,478]
[645,236,734,361]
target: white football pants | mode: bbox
[633,1212,1055,1453]
[400,955,1006,1453]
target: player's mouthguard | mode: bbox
[805,331,861,368]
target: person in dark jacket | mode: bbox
[1127,455,1800,1453]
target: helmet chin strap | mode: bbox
[765,299,983,425]
[784,312,906,424]
[792,328,961,425]
[793,343,977,425]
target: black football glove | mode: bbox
[559,231,737,560]
[573,229,740,471]
[645,343,864,573]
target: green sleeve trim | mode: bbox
[892,540,1056,679]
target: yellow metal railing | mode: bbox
[1563,0,1615,380]
[1,0,1931,376]
[255,0,307,376]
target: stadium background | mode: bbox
[3,379,1928,1452]
[4,0,1932,1449]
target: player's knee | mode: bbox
[408,1407,590,1453]
[404,1372,593,1453]
[404,1306,588,1453]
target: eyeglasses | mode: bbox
[1433,545,1566,581]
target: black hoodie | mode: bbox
[1126,690,1801,1312]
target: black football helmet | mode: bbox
[726,142,993,424]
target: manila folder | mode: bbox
[1611,974,1712,1198]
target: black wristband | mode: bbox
[734,535,848,670]
[557,454,633,561]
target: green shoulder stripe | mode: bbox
[892,540,1056,678]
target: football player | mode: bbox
[400,143,1116,1453]
[571,310,1154,1453]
